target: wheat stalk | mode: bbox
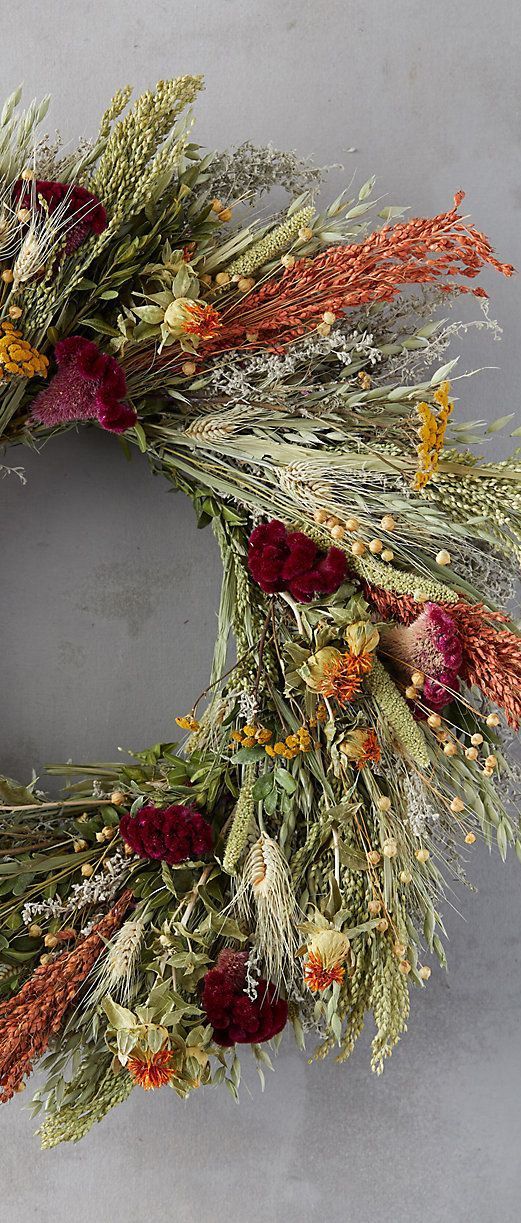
[90,916,145,1005]
[235,833,298,992]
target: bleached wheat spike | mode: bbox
[90,916,145,1005]
[12,186,102,287]
[235,833,298,992]
[12,227,45,286]
[278,463,333,509]
[184,413,240,443]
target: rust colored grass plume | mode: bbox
[449,601,521,729]
[0,889,133,1102]
[204,193,514,354]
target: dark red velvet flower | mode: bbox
[31,336,137,433]
[248,519,347,602]
[119,803,213,866]
[202,949,288,1046]
[13,179,107,253]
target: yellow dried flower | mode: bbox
[0,322,48,380]
[344,620,379,656]
[285,734,299,749]
[175,714,200,731]
[413,381,454,491]
[255,727,273,744]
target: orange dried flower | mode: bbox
[127,1047,175,1090]
[356,729,381,768]
[340,727,381,769]
[320,650,373,703]
[303,929,351,992]
[304,952,345,992]
[180,301,221,341]
[449,601,521,728]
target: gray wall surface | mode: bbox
[2,2,521,1220]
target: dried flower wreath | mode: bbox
[1,77,520,1147]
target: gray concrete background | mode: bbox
[2,2,521,1220]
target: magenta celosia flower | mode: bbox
[201,949,288,1046]
[31,336,137,434]
[248,519,347,602]
[383,601,463,711]
[13,180,107,253]
[119,803,213,866]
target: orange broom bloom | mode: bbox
[180,301,222,341]
[356,729,381,768]
[449,601,521,728]
[303,928,351,992]
[304,952,345,992]
[319,650,373,703]
[340,727,381,769]
[127,1047,175,1090]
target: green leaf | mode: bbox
[82,316,121,337]
[0,775,38,805]
[132,423,147,453]
[423,907,435,950]
[101,995,137,1031]
[331,1013,342,1042]
[378,205,408,220]
[252,773,275,802]
[274,768,297,795]
[358,176,376,201]
[173,265,193,298]
[208,912,248,941]
[161,862,177,894]
[133,305,164,324]
[0,850,93,876]
[433,934,447,970]
[496,820,508,862]
[486,413,516,434]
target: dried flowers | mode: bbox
[202,949,287,1045]
[119,803,213,865]
[303,928,352,992]
[0,321,48,379]
[339,727,381,769]
[127,1047,175,1090]
[13,178,107,253]
[381,602,463,712]
[0,891,132,1100]
[248,519,347,601]
[31,336,136,432]
[413,380,454,491]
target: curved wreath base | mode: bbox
[0,77,519,1147]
